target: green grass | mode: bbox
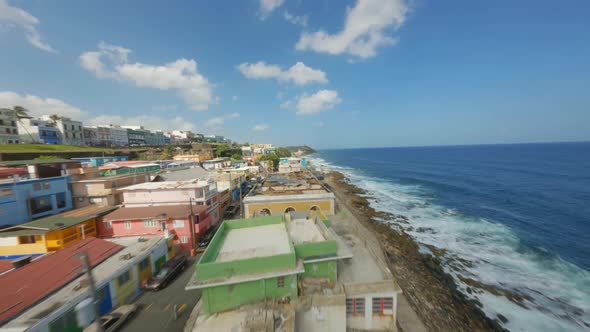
[0,144,121,153]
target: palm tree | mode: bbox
[11,106,37,143]
[48,114,62,126]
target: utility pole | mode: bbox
[189,197,197,254]
[239,173,244,219]
[78,252,104,332]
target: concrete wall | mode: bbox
[302,260,337,283]
[202,274,298,314]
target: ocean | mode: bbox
[309,142,590,331]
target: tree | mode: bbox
[161,145,176,160]
[12,106,37,143]
[231,153,242,160]
[215,144,230,158]
[259,153,280,171]
[276,147,291,158]
[48,114,62,126]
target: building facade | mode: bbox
[70,171,151,208]
[41,116,85,145]
[108,125,129,146]
[0,205,115,259]
[99,204,211,252]
[17,118,60,144]
[0,175,73,227]
[0,108,19,144]
[83,126,99,146]
[124,126,147,146]
[119,180,220,225]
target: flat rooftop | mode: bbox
[4,236,166,330]
[216,224,291,262]
[287,219,325,245]
[251,172,329,196]
[119,180,212,191]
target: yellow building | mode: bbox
[242,173,335,217]
[0,205,116,259]
[173,152,213,162]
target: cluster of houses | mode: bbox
[0,148,403,331]
[0,108,229,146]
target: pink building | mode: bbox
[99,205,210,252]
[118,180,220,225]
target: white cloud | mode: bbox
[253,123,269,132]
[295,90,341,114]
[296,0,408,59]
[0,91,198,132]
[259,0,285,18]
[86,114,196,132]
[205,112,240,127]
[0,91,85,118]
[80,42,215,111]
[237,61,327,85]
[284,11,308,27]
[0,0,56,53]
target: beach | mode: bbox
[323,171,506,332]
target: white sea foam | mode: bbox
[309,155,590,331]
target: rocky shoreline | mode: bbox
[322,171,508,332]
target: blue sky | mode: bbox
[1,0,589,148]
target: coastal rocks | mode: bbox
[324,171,507,332]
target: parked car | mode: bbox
[84,304,138,332]
[197,230,216,249]
[145,255,187,290]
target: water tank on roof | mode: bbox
[75,297,96,328]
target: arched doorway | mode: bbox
[284,207,295,213]
[310,206,319,211]
[260,208,271,216]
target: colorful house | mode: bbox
[0,175,73,227]
[99,204,210,252]
[0,205,116,259]
[1,236,173,331]
[99,163,160,177]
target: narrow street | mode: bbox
[121,257,201,332]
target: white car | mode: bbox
[84,304,138,332]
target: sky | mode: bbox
[0,0,589,149]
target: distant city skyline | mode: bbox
[1,0,589,149]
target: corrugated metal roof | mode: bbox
[156,167,210,182]
[0,237,123,324]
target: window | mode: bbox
[277,276,285,288]
[138,258,150,270]
[72,133,76,138]
[372,297,394,315]
[346,298,365,316]
[143,220,157,228]
[33,183,41,191]
[117,271,130,286]
[181,236,188,244]
[5,128,10,134]
[104,221,111,229]
[173,220,184,228]
[0,119,3,125]
[65,133,68,138]
[11,121,16,127]
[12,129,17,134]
[42,182,51,190]
[124,221,131,229]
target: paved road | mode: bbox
[121,257,201,332]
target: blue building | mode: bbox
[71,156,129,167]
[38,125,60,144]
[0,176,73,227]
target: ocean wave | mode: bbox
[308,155,590,331]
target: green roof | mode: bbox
[0,159,79,166]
